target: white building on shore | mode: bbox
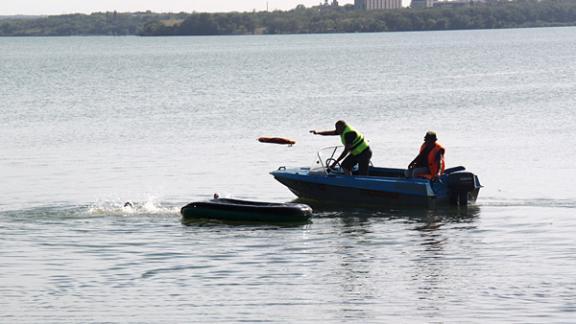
[411,0,435,8]
[411,0,496,9]
[354,0,403,10]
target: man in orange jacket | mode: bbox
[406,131,445,179]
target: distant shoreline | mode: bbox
[1,0,575,37]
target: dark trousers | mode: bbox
[342,147,372,176]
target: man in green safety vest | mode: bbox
[310,120,372,176]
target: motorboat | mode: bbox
[270,146,482,207]
[181,198,313,223]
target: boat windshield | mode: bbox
[310,146,345,173]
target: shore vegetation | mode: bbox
[0,0,575,36]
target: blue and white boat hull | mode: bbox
[271,166,481,207]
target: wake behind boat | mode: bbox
[271,146,482,208]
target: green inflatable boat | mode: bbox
[181,198,313,223]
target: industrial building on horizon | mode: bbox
[354,0,403,10]
[352,0,507,10]
[412,0,502,8]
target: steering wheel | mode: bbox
[325,158,341,171]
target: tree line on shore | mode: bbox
[0,12,182,36]
[1,0,575,37]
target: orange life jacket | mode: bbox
[418,142,445,180]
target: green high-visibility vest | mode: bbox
[340,125,369,156]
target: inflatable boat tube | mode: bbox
[181,198,312,223]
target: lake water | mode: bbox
[1,27,576,322]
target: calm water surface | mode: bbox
[1,27,576,322]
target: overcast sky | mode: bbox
[0,0,372,15]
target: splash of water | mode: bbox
[87,196,181,216]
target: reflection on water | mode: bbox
[310,202,481,223]
[181,217,312,228]
[325,203,482,321]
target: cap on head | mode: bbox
[424,131,437,142]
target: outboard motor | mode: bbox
[446,171,481,206]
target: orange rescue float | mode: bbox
[258,137,296,145]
